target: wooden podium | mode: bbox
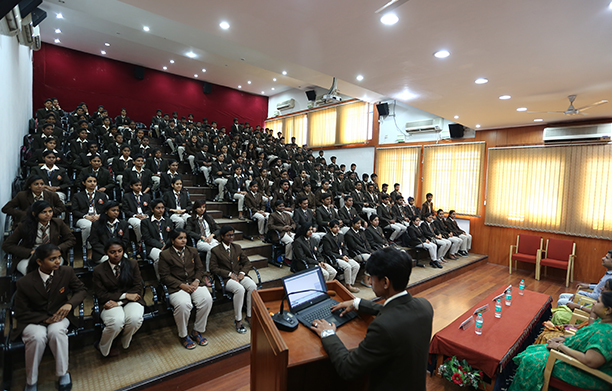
[250,280,374,391]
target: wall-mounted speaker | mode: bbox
[305,90,317,101]
[202,82,212,94]
[449,123,465,139]
[376,102,389,117]
[134,66,145,80]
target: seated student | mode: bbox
[195,144,213,184]
[30,150,71,203]
[90,201,130,264]
[124,154,154,194]
[115,108,131,129]
[407,215,442,269]
[72,174,109,259]
[351,181,375,219]
[389,183,402,204]
[331,172,346,208]
[376,193,406,242]
[69,128,90,158]
[316,193,341,232]
[185,200,219,275]
[2,175,65,224]
[72,142,106,172]
[174,128,188,162]
[268,200,296,262]
[146,148,168,183]
[14,244,86,391]
[271,179,294,214]
[392,195,411,227]
[254,167,272,200]
[338,195,365,235]
[342,172,357,198]
[160,159,182,193]
[315,180,332,207]
[293,196,325,245]
[141,199,175,276]
[111,145,133,188]
[139,136,153,159]
[510,291,612,391]
[420,213,452,263]
[163,177,192,229]
[211,154,232,202]
[421,193,434,218]
[292,224,337,280]
[434,209,462,260]
[28,136,68,169]
[122,179,151,244]
[558,250,612,306]
[380,183,389,196]
[185,135,201,172]
[445,210,471,256]
[226,165,248,220]
[35,98,55,122]
[129,129,145,151]
[344,216,373,287]
[365,214,389,251]
[272,170,291,192]
[106,132,124,163]
[164,120,179,153]
[291,170,308,194]
[92,239,145,357]
[321,219,361,293]
[210,225,257,334]
[405,196,420,218]
[159,229,213,349]
[365,182,379,209]
[3,201,76,276]
[297,182,316,211]
[244,181,269,240]
[76,155,115,199]
[32,123,57,152]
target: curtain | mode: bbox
[375,146,421,199]
[264,118,283,135]
[422,142,485,216]
[308,107,337,147]
[338,101,371,144]
[283,114,307,146]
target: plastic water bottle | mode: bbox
[475,313,483,335]
[519,279,525,295]
[495,298,502,318]
[505,287,512,306]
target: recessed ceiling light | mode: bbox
[104,42,110,47]
[219,21,230,30]
[194,74,198,78]
[499,95,511,100]
[380,12,399,26]
[395,90,418,101]
[273,78,277,82]
[54,28,61,34]
[356,75,364,81]
[271,88,275,91]
[54,38,61,44]
[261,91,265,94]
[434,50,450,59]
[56,13,63,19]
[609,1,612,9]
[238,85,242,89]
[516,107,527,112]
[186,51,197,58]
[143,26,150,32]
[100,50,106,55]
[201,68,206,72]
[534,118,543,122]
[247,81,251,84]
[476,124,481,128]
[163,66,167,70]
[282,71,287,75]
[474,78,488,84]
[454,115,459,119]
[170,60,175,64]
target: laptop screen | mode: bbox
[283,267,327,311]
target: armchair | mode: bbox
[537,238,576,287]
[542,349,612,391]
[509,234,543,275]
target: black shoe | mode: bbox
[460,251,469,257]
[57,373,72,391]
[415,262,425,268]
[435,260,443,268]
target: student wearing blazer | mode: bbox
[226,165,248,220]
[338,196,363,235]
[209,225,257,334]
[321,219,361,293]
[111,145,133,188]
[292,224,337,281]
[344,216,373,267]
[185,200,220,272]
[30,151,71,203]
[407,215,441,268]
[2,201,76,276]
[267,200,296,262]
[89,202,131,264]
[445,210,472,256]
[162,177,192,229]
[141,199,175,277]
[434,209,462,259]
[158,229,212,349]
[376,194,406,242]
[72,174,109,259]
[160,160,182,193]
[365,214,389,251]
[75,155,115,198]
[293,196,325,245]
[124,155,155,193]
[121,179,152,244]
[2,175,65,224]
[14,244,86,391]
[244,181,269,239]
[315,193,340,231]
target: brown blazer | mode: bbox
[14,265,86,338]
[92,259,145,306]
[158,246,205,294]
[421,201,434,217]
[244,191,265,214]
[267,211,296,242]
[2,190,66,224]
[209,243,251,283]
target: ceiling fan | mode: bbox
[527,95,609,116]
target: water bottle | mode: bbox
[475,313,483,335]
[519,279,525,295]
[495,298,502,318]
[505,287,512,306]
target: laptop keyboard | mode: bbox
[300,304,334,325]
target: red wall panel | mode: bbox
[32,43,268,128]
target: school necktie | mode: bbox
[199,218,207,235]
[41,225,50,244]
[114,265,120,277]
[175,193,181,209]
[34,194,43,202]
[155,220,163,241]
[45,275,53,292]
[179,249,185,262]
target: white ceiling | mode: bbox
[38,0,612,129]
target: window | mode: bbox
[264,118,283,135]
[375,146,421,199]
[338,101,371,144]
[283,114,307,146]
[422,142,485,216]
[308,107,337,147]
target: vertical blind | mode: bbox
[375,146,421,200]
[338,101,371,144]
[264,118,283,135]
[283,114,307,146]
[486,144,612,239]
[308,107,337,147]
[422,142,485,216]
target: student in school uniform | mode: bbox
[160,160,182,193]
[226,165,248,220]
[146,148,167,190]
[210,225,257,334]
[243,181,269,240]
[76,155,115,199]
[92,239,145,357]
[292,224,337,281]
[268,199,297,262]
[158,229,213,349]
[211,154,232,202]
[30,150,71,203]
[185,200,219,275]
[195,144,213,184]
[89,202,131,264]
[2,175,65,224]
[71,174,109,260]
[321,219,361,293]
[28,137,68,169]
[271,179,294,214]
[434,209,461,260]
[421,193,434,218]
[141,199,175,277]
[344,215,373,287]
[163,177,192,229]
[185,134,201,172]
[364,214,390,251]
[14,244,86,391]
[69,128,90,159]
[293,196,325,245]
[376,193,406,243]
[316,193,340,232]
[111,145,133,188]
[115,108,131,129]
[121,179,151,244]
[338,195,364,235]
[445,210,472,256]
[124,154,154,193]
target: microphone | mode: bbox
[273,289,335,332]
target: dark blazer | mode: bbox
[365,225,387,250]
[405,203,419,218]
[291,236,321,271]
[321,293,434,391]
[297,191,316,211]
[185,214,220,241]
[145,157,169,175]
[267,211,296,242]
[158,246,205,294]
[316,205,339,230]
[71,190,109,220]
[121,192,152,217]
[14,266,87,338]
[69,138,90,158]
[76,167,115,194]
[141,217,174,249]
[445,218,465,235]
[92,259,145,306]
[376,204,395,228]
[30,166,71,193]
[209,242,251,283]
[420,221,439,241]
[226,175,247,197]
[271,189,294,209]
[391,204,409,224]
[406,224,426,247]
[421,201,434,218]
[160,171,182,192]
[293,207,317,230]
[89,219,131,263]
[111,157,133,177]
[345,228,372,258]
[433,217,451,238]
[123,168,154,191]
[350,190,367,212]
[254,175,271,197]
[338,206,360,227]
[364,191,378,207]
[244,191,265,215]
[27,149,68,168]
[321,232,348,260]
[2,190,65,224]
[162,190,192,213]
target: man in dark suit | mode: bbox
[293,196,325,244]
[311,247,433,391]
[267,200,296,261]
[365,214,389,251]
[316,193,341,231]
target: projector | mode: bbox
[322,94,342,103]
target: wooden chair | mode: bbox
[509,234,543,275]
[537,238,576,287]
[542,349,612,391]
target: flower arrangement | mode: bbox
[438,356,484,389]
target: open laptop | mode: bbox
[282,267,358,329]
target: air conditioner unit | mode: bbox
[0,6,22,37]
[276,99,295,111]
[543,123,612,143]
[405,118,443,133]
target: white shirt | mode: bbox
[38,268,54,285]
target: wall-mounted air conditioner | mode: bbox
[0,6,22,37]
[276,99,295,111]
[543,123,612,143]
[405,118,443,133]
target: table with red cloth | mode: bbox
[429,286,553,391]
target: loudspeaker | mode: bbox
[449,123,465,139]
[376,103,389,117]
[202,82,212,94]
[134,66,145,80]
[305,90,317,101]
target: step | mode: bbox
[233,239,272,259]
[249,254,268,269]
